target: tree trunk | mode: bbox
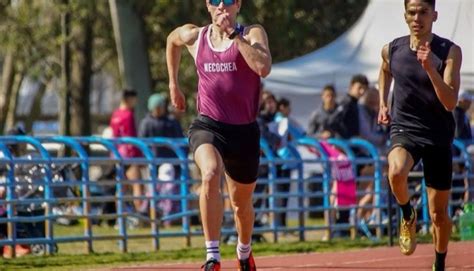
[24,81,47,133]
[5,72,24,132]
[109,0,152,122]
[59,0,71,136]
[70,5,95,136]
[0,50,16,134]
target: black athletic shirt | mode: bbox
[389,34,455,146]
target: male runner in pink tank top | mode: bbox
[166,1,271,270]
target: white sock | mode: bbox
[236,239,251,260]
[205,240,220,261]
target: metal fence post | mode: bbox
[39,136,92,253]
[149,138,192,247]
[1,136,53,255]
[287,144,305,241]
[0,142,16,257]
[348,139,383,238]
[295,138,331,240]
[118,137,158,250]
[260,139,278,243]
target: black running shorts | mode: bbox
[188,115,260,184]
[389,134,453,190]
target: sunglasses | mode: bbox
[209,0,236,7]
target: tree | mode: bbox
[61,0,117,136]
[139,0,368,126]
[0,0,117,135]
[0,0,59,134]
[0,0,368,134]
[109,0,152,123]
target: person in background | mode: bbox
[0,127,31,258]
[275,97,305,140]
[357,87,388,223]
[139,93,184,158]
[358,87,388,150]
[155,163,179,228]
[452,89,471,219]
[307,85,341,139]
[259,90,278,124]
[336,74,369,139]
[138,93,185,214]
[110,89,143,212]
[271,97,304,228]
[453,89,472,141]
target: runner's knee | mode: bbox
[201,167,221,194]
[232,199,254,218]
[430,209,450,227]
[388,165,408,185]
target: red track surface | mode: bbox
[110,241,474,271]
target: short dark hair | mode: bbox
[404,0,435,9]
[122,89,138,100]
[322,84,336,94]
[6,126,27,156]
[278,97,290,108]
[262,90,276,101]
[6,126,26,136]
[350,74,369,86]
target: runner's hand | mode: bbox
[216,12,234,35]
[169,84,186,112]
[378,105,391,125]
[417,42,435,71]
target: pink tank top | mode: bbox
[195,25,261,125]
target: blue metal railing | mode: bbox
[0,136,471,257]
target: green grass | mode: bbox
[0,220,462,271]
[51,217,327,254]
[0,238,386,271]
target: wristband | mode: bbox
[229,23,244,39]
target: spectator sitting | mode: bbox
[155,163,179,228]
[307,85,341,140]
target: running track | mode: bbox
[110,241,474,271]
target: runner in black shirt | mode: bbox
[378,1,462,270]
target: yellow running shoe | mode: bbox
[399,209,417,256]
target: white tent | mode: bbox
[264,0,473,128]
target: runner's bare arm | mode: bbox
[378,44,392,125]
[422,44,462,111]
[166,24,200,86]
[234,25,272,78]
[166,24,200,111]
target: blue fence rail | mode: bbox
[0,136,472,257]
